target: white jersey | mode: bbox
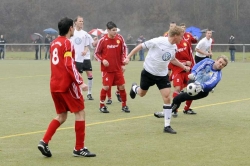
[71,29,94,62]
[195,37,212,58]
[142,36,176,76]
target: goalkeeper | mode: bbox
[171,55,228,114]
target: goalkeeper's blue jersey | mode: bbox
[191,58,222,92]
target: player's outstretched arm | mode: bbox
[124,44,142,65]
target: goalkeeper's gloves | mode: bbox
[188,73,196,80]
[195,82,203,93]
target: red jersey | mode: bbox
[183,32,197,46]
[50,36,83,92]
[169,39,195,75]
[94,34,127,72]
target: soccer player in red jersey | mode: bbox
[37,17,96,158]
[95,21,130,113]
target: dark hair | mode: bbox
[106,21,117,30]
[58,17,73,36]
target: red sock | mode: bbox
[184,100,193,111]
[43,119,61,144]
[119,89,127,107]
[75,121,85,151]
[107,86,111,99]
[100,88,107,107]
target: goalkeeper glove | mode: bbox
[195,82,203,93]
[188,73,196,80]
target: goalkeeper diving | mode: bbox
[171,55,228,114]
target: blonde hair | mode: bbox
[217,55,229,66]
[168,26,184,37]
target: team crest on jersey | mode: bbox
[162,52,171,61]
[74,37,82,45]
[183,42,187,46]
[116,40,120,44]
[187,34,190,37]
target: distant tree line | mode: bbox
[0,0,249,49]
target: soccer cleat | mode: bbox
[38,140,52,157]
[163,126,177,134]
[154,112,164,118]
[99,106,109,113]
[183,109,196,114]
[122,106,130,113]
[73,147,96,157]
[106,99,112,105]
[130,83,137,99]
[87,94,94,100]
[115,92,122,102]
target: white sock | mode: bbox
[88,78,93,94]
[132,85,139,94]
[163,104,172,127]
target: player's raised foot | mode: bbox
[115,92,122,102]
[122,106,130,113]
[87,94,94,100]
[99,106,109,113]
[183,109,196,115]
[154,112,164,118]
[130,83,137,99]
[106,99,112,105]
[163,126,177,134]
[73,147,96,157]
[172,110,178,118]
[38,140,52,157]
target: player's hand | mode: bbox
[80,83,88,91]
[102,59,109,67]
[184,66,190,72]
[123,57,130,65]
[195,82,203,93]
[121,66,126,72]
[82,51,87,56]
[188,73,196,80]
[185,61,192,66]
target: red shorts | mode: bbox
[51,86,84,114]
[102,71,125,86]
[172,72,189,90]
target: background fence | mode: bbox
[0,43,250,62]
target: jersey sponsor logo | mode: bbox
[177,47,187,53]
[162,52,171,61]
[74,37,82,45]
[107,45,119,48]
[51,41,62,47]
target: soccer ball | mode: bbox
[187,83,198,96]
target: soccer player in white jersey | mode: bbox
[195,29,213,63]
[71,16,98,100]
[124,26,190,134]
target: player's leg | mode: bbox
[156,76,176,134]
[84,60,94,100]
[130,69,153,99]
[99,72,114,113]
[73,109,96,157]
[115,70,130,113]
[115,86,122,102]
[38,92,68,157]
[106,86,112,105]
[183,76,196,115]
